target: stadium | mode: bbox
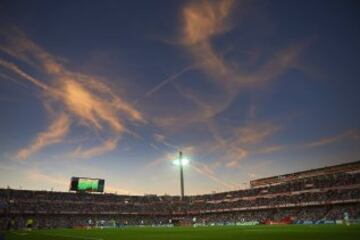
[1,0,360,239]
[1,160,360,239]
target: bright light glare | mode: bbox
[173,158,190,166]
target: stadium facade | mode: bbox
[0,161,359,229]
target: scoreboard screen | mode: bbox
[70,177,105,192]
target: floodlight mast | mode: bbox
[179,151,185,200]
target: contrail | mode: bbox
[134,64,196,105]
[192,162,237,190]
[0,59,54,93]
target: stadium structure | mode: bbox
[0,161,359,229]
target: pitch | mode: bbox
[4,225,360,240]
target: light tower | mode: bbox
[173,151,189,200]
[179,151,185,200]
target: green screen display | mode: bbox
[78,178,99,191]
[70,177,105,192]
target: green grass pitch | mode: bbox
[4,225,360,240]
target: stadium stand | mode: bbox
[0,161,359,229]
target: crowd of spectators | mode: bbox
[1,171,359,229]
[190,172,360,201]
[1,188,358,216]
[2,204,359,229]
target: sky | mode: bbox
[0,0,359,196]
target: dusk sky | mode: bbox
[0,0,359,195]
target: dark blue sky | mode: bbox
[0,0,359,195]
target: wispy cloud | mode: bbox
[203,120,280,168]
[15,113,70,160]
[192,161,237,190]
[223,128,360,168]
[153,83,233,130]
[70,138,118,159]
[182,0,234,46]
[255,144,286,154]
[255,129,360,153]
[234,122,280,145]
[181,0,308,90]
[153,133,178,150]
[0,59,54,92]
[62,79,126,133]
[303,129,360,148]
[0,27,145,160]
[239,129,360,159]
[0,27,64,74]
[148,0,309,134]
[142,151,175,170]
[181,0,235,89]
[175,0,309,166]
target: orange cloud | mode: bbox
[0,27,64,74]
[181,0,308,90]
[62,79,125,132]
[147,0,310,134]
[15,113,70,160]
[181,0,235,87]
[0,28,145,159]
[182,0,234,45]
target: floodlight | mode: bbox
[173,157,190,166]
